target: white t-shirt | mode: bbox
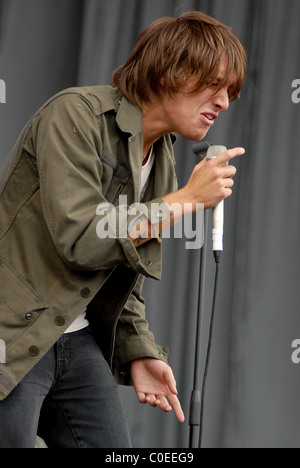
[64,148,155,334]
[140,146,155,201]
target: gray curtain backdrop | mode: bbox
[0,0,299,448]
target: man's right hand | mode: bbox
[129,147,245,249]
[162,147,245,214]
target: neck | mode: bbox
[142,101,171,161]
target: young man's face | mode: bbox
[161,61,236,141]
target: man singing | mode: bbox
[0,11,246,448]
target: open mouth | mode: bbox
[200,113,217,126]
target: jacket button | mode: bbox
[55,316,66,326]
[81,288,91,298]
[28,346,39,357]
[25,313,33,321]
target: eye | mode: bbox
[208,81,220,89]
[204,78,220,88]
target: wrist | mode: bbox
[162,188,200,222]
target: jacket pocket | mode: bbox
[0,259,49,326]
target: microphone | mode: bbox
[206,145,228,263]
[192,140,210,160]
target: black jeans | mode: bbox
[0,328,131,448]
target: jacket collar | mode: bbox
[116,95,178,148]
[91,86,142,136]
[94,86,177,143]
[116,95,143,136]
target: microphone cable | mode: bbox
[198,251,221,448]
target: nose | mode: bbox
[213,87,230,112]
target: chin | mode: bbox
[180,125,210,142]
[190,130,209,142]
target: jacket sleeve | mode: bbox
[34,92,172,277]
[112,275,169,384]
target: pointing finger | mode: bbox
[167,393,185,423]
[209,147,245,166]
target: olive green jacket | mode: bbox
[0,85,178,400]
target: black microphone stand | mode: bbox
[188,141,210,449]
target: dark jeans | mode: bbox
[0,328,131,448]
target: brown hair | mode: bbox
[112,11,247,107]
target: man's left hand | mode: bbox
[131,358,185,423]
